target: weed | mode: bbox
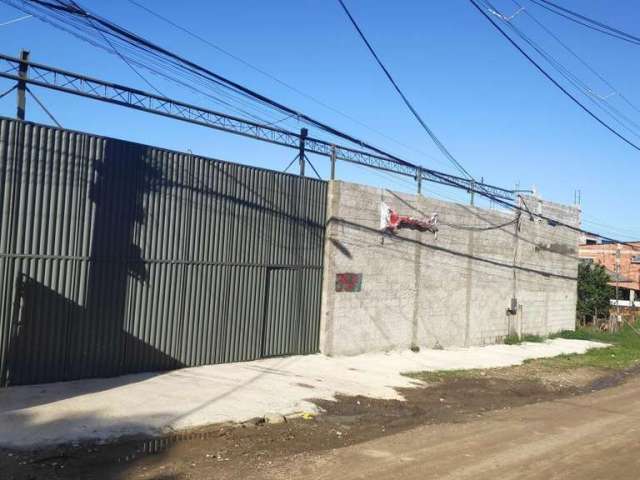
[503,334,521,345]
[522,334,545,343]
[406,369,482,383]
[539,323,640,370]
[405,323,640,383]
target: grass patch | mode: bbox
[503,334,522,345]
[502,333,546,345]
[407,369,485,383]
[522,334,545,343]
[537,323,640,370]
[406,323,640,384]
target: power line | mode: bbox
[529,0,640,46]
[469,0,640,152]
[581,218,640,241]
[4,1,637,249]
[336,0,475,180]
[5,0,313,128]
[127,0,451,169]
[86,14,166,97]
[0,13,31,26]
[441,217,518,231]
[25,0,505,188]
[0,50,629,249]
[17,0,426,170]
[5,1,308,123]
[65,0,164,98]
[510,0,640,117]
[486,0,640,140]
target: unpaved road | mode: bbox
[4,368,640,479]
[270,376,640,480]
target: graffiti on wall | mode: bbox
[336,273,363,292]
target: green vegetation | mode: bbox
[577,262,614,324]
[543,323,640,370]
[502,333,546,345]
[522,334,545,343]
[503,334,522,345]
[407,323,640,384]
[406,368,484,383]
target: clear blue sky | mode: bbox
[0,0,638,240]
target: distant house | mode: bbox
[578,242,640,307]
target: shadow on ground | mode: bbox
[4,364,638,480]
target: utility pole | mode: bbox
[16,49,29,120]
[330,145,337,180]
[469,179,475,206]
[616,245,621,329]
[416,167,422,195]
[298,127,308,177]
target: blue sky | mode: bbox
[0,0,638,240]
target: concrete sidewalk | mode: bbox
[0,339,605,448]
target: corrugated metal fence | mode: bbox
[0,118,327,386]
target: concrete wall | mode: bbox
[320,181,580,356]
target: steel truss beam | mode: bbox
[0,53,517,200]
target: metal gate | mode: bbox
[0,118,327,386]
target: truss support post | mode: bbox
[470,179,475,206]
[298,127,308,177]
[0,53,521,201]
[330,145,337,180]
[16,50,29,121]
[416,167,422,195]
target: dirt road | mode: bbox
[4,367,640,479]
[270,377,640,480]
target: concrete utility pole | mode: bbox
[416,167,422,195]
[16,49,29,120]
[298,127,308,177]
[330,145,337,180]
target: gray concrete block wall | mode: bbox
[320,180,580,356]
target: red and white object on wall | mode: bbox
[380,202,439,235]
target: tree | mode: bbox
[577,262,614,324]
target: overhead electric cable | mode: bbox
[17,0,419,168]
[86,15,166,97]
[126,0,448,168]
[469,0,640,152]
[441,217,518,231]
[0,13,31,26]
[529,0,640,46]
[486,0,640,139]
[510,0,640,116]
[5,0,637,249]
[336,0,475,180]
[4,0,303,126]
[7,0,445,162]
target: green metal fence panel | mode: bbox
[0,118,327,386]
